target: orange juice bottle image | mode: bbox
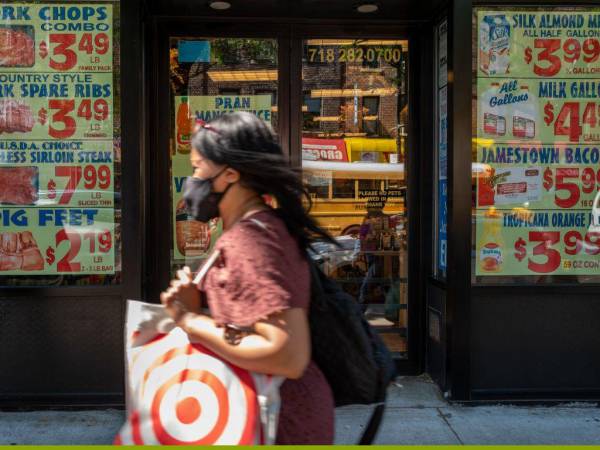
[176,97,191,151]
[479,206,504,273]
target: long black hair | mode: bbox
[191,111,335,250]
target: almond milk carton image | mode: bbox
[479,14,511,75]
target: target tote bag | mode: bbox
[114,300,284,445]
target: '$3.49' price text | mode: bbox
[39,33,110,71]
[45,228,112,272]
[513,230,600,273]
[38,98,110,139]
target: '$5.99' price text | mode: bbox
[524,37,600,77]
[542,166,600,208]
[39,33,110,71]
[45,228,112,272]
[38,99,110,139]
[543,101,600,142]
[513,230,600,273]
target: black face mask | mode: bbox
[183,167,232,223]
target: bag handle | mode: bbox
[192,249,221,285]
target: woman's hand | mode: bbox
[160,266,201,322]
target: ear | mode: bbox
[223,167,240,183]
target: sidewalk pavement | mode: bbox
[0,375,599,445]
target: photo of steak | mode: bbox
[0,167,38,205]
[0,231,44,271]
[0,100,35,134]
[0,27,35,67]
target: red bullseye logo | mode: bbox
[118,339,259,445]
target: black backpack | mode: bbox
[308,260,397,444]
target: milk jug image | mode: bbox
[479,14,511,75]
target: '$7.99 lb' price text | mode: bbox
[45,228,113,272]
[513,230,600,273]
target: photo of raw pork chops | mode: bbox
[0,26,35,67]
[0,167,38,205]
[0,231,44,271]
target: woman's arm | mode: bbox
[178,308,310,379]
[160,268,310,379]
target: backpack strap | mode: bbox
[358,402,386,445]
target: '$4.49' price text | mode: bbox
[513,230,600,274]
[543,101,600,142]
[45,228,112,272]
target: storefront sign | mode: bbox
[475,9,600,276]
[171,94,272,261]
[301,138,348,162]
[0,3,116,275]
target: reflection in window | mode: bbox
[332,179,356,199]
[301,39,409,358]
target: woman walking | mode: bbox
[160,112,334,444]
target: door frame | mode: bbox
[146,17,426,375]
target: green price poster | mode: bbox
[475,207,599,276]
[0,206,115,274]
[0,3,113,73]
[477,10,600,79]
[477,78,600,144]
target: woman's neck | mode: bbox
[220,191,267,230]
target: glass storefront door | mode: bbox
[161,33,411,360]
[168,37,279,274]
[301,39,410,358]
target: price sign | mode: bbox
[523,37,600,78]
[513,229,600,274]
[542,166,600,208]
[0,207,115,275]
[0,5,113,73]
[0,141,115,208]
[543,101,600,143]
[478,11,600,79]
[0,74,113,140]
[476,209,599,275]
[477,79,600,144]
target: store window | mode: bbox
[0,1,121,286]
[169,37,278,275]
[302,39,409,357]
[472,7,600,284]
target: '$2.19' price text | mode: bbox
[45,228,112,272]
[514,230,600,273]
[524,37,600,77]
[543,101,600,142]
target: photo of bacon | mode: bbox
[0,167,38,205]
[0,231,44,271]
[0,100,35,134]
[0,26,34,67]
